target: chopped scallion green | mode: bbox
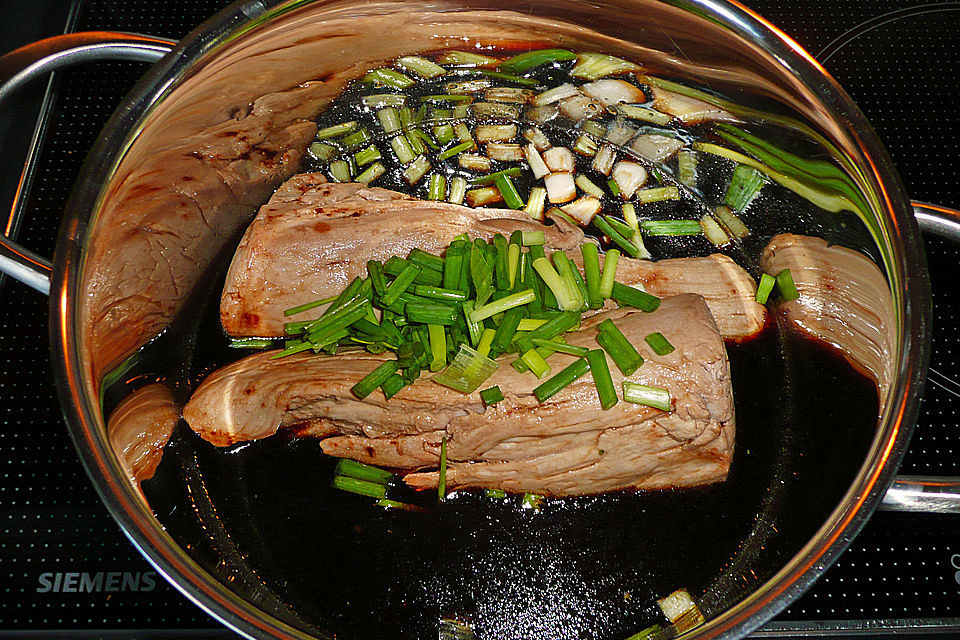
[479,385,504,406]
[596,318,643,376]
[587,349,618,410]
[638,219,702,236]
[469,289,536,323]
[644,331,675,356]
[610,282,660,312]
[332,475,388,499]
[599,249,620,300]
[533,358,591,402]
[755,272,776,304]
[363,67,414,89]
[520,349,552,379]
[776,268,800,301]
[351,360,400,399]
[397,55,447,79]
[725,164,766,212]
[432,344,499,393]
[336,458,394,484]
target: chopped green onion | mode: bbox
[229,337,275,349]
[470,243,494,307]
[408,303,458,325]
[492,234,510,290]
[436,50,500,67]
[361,94,406,109]
[433,344,500,393]
[397,55,446,78]
[309,141,338,162]
[517,318,547,332]
[776,268,800,301]
[498,48,576,73]
[644,331,675,356]
[469,289,536,323]
[403,155,431,184]
[530,338,589,357]
[607,178,621,197]
[597,318,643,375]
[341,128,372,150]
[725,164,766,212]
[476,327,496,357]
[414,285,467,302]
[382,263,421,306]
[599,249,619,300]
[470,166,524,186]
[507,243,521,288]
[336,458,393,484]
[446,78,492,95]
[332,475,387,499]
[755,272,776,304]
[700,213,730,247]
[477,69,538,86]
[532,257,579,312]
[495,174,524,210]
[408,248,444,272]
[420,93,474,103]
[575,174,605,198]
[552,252,586,311]
[520,230,545,246]
[638,219,702,236]
[520,349,552,379]
[622,202,640,231]
[355,162,385,184]
[617,103,673,126]
[480,385,504,406]
[316,120,358,140]
[572,134,599,156]
[678,149,698,188]
[448,176,468,204]
[271,340,312,359]
[602,215,637,240]
[465,186,502,207]
[587,349,618,410]
[634,186,681,204]
[354,144,382,167]
[438,140,474,161]
[438,438,448,502]
[427,174,447,201]
[427,324,447,372]
[715,205,750,239]
[377,107,401,133]
[391,135,416,164]
[363,67,414,89]
[610,282,661,312]
[461,301,483,347]
[570,52,638,79]
[283,293,338,317]
[522,493,544,510]
[485,488,508,499]
[351,360,400,399]
[533,358,591,402]
[594,216,642,258]
[622,382,671,411]
[329,160,351,183]
[515,310,580,353]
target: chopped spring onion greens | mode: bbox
[715,205,750,239]
[507,243,521,287]
[355,162,385,184]
[570,52,638,79]
[336,458,394,484]
[495,174,525,210]
[391,135,416,163]
[587,349,618,410]
[332,475,388,499]
[350,361,400,399]
[678,149,698,188]
[329,160,351,182]
[644,331,675,356]
[610,282,660,312]
[229,338,276,349]
[438,140,474,160]
[581,243,603,309]
[377,107,401,133]
[428,324,447,372]
[725,164,766,212]
[433,344,499,393]
[516,318,547,332]
[363,67,415,88]
[622,202,640,231]
[480,385,504,406]
[414,285,467,302]
[397,55,446,78]
[622,382,671,411]
[520,349,552,379]
[596,320,643,376]
[477,69,538,87]
[316,120,358,139]
[524,187,547,221]
[470,165,524,186]
[361,93,406,109]
[403,155,432,184]
[522,493,544,510]
[522,230,545,246]
[776,268,800,301]
[607,178,621,197]
[634,186,681,204]
[599,248,620,300]
[755,272,776,304]
[342,128,371,149]
[514,310,580,353]
[638,219,702,236]
[309,141,337,161]
[447,78,492,94]
[594,216,642,258]
[469,289,536,323]
[617,103,672,126]
[532,257,580,312]
[530,338,589,357]
[381,373,405,399]
[436,50,500,67]
[699,213,730,247]
[407,303,458,326]
[485,488,508,499]
[575,174,605,198]
[498,48,577,73]
[354,144,382,166]
[428,173,447,200]
[283,293,339,317]
[476,327,496,357]
[438,438,448,502]
[459,154,491,172]
[381,263,421,306]
[533,357,591,402]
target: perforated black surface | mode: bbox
[0,0,957,637]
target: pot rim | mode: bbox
[47,1,931,639]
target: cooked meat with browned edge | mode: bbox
[184,294,734,496]
[571,251,766,340]
[761,233,895,403]
[220,175,586,336]
[107,383,180,486]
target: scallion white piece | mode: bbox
[622,382,671,411]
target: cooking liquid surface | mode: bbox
[132,50,883,640]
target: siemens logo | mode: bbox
[37,571,158,593]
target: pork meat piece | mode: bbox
[571,251,766,340]
[220,175,587,336]
[184,294,734,496]
[107,383,180,487]
[761,233,895,403]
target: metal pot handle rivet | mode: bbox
[0,32,177,294]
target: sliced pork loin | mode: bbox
[185,294,734,496]
[221,175,585,336]
[107,383,180,487]
[571,251,766,340]
[761,233,895,403]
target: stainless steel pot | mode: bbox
[1,1,959,638]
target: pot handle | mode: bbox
[0,32,177,295]
[879,201,960,514]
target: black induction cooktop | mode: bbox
[0,1,958,638]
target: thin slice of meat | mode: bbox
[220,175,586,337]
[107,383,180,487]
[571,251,766,340]
[184,294,734,496]
[761,233,895,403]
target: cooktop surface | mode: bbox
[0,1,957,638]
